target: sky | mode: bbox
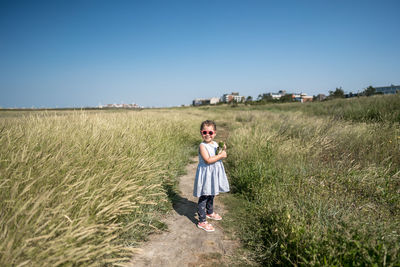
[0,0,399,108]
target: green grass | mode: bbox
[224,110,400,265]
[221,94,400,124]
[300,94,400,123]
[179,97,400,265]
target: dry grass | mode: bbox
[3,101,399,266]
[0,110,199,266]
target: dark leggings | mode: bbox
[198,195,214,222]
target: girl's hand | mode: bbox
[219,150,227,159]
[223,143,227,150]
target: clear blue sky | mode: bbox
[1,0,399,108]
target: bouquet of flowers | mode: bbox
[216,141,225,155]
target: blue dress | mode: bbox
[193,141,230,197]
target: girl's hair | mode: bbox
[200,120,217,131]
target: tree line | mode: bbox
[245,85,381,105]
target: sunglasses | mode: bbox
[201,130,215,135]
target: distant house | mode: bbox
[261,90,287,100]
[209,97,220,104]
[193,98,207,106]
[100,103,141,109]
[267,92,283,99]
[315,94,327,101]
[221,92,245,103]
[292,94,302,102]
[292,93,313,103]
[192,97,220,106]
[301,95,313,103]
[374,85,400,95]
[345,92,358,98]
[272,90,287,100]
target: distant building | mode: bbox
[192,97,220,106]
[345,92,358,98]
[100,103,141,109]
[209,97,220,105]
[315,94,327,101]
[279,90,286,95]
[301,94,313,103]
[221,92,245,103]
[292,93,313,103]
[193,98,207,106]
[374,85,400,95]
[262,90,287,100]
[292,94,301,102]
[267,92,283,99]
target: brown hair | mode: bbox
[200,120,216,131]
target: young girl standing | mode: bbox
[194,120,230,232]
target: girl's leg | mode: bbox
[205,195,215,215]
[197,195,208,222]
[206,196,222,220]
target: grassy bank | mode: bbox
[224,110,400,265]
[0,110,199,266]
[242,94,400,124]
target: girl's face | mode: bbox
[200,125,216,143]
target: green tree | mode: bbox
[363,86,376,96]
[280,94,293,102]
[261,94,269,101]
[329,87,345,98]
[257,93,273,102]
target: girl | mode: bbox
[193,120,230,232]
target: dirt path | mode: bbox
[129,156,239,266]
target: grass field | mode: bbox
[218,95,400,265]
[247,94,400,124]
[0,109,200,266]
[1,95,399,266]
[224,111,399,265]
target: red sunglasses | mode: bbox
[201,130,214,135]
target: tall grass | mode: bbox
[2,98,398,265]
[249,94,400,123]
[225,111,400,265]
[0,110,199,266]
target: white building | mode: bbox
[221,92,245,103]
[210,97,220,105]
[268,93,282,99]
[293,93,313,103]
[192,97,220,106]
[375,85,400,94]
[100,103,141,109]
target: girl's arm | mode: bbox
[199,144,227,164]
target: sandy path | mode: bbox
[129,157,238,266]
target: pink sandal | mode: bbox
[206,212,222,221]
[197,221,215,232]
